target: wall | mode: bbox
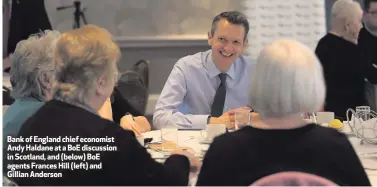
[244,0,327,58]
[43,0,337,114]
[45,0,244,36]
[44,0,243,114]
[118,40,209,114]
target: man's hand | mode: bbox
[250,112,260,122]
[120,115,142,136]
[209,114,234,129]
[209,106,252,129]
[134,116,151,133]
[226,106,252,115]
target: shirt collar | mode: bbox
[364,23,377,37]
[204,50,236,79]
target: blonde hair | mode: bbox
[54,24,121,106]
[249,39,325,118]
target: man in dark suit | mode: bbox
[359,0,377,111]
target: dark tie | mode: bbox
[211,73,227,117]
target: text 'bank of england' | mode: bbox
[7,135,115,144]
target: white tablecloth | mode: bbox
[142,129,377,186]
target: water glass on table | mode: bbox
[235,110,251,130]
[356,106,371,121]
[161,127,178,151]
[201,124,226,143]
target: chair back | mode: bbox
[111,60,150,123]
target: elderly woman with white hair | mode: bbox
[315,0,377,119]
[196,39,370,186]
[3,30,61,138]
[10,24,199,186]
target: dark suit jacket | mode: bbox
[7,100,190,186]
[358,27,377,82]
[359,27,377,62]
[196,124,370,186]
[315,33,377,119]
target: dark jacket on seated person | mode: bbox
[7,100,190,186]
[196,124,370,186]
[315,33,377,119]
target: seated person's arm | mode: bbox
[134,116,151,132]
[153,65,209,129]
[119,115,151,135]
[98,98,113,121]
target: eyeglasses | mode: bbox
[114,70,120,86]
[367,11,377,17]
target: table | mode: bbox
[142,129,377,186]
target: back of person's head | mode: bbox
[10,30,61,100]
[54,24,121,109]
[332,0,362,20]
[248,39,325,118]
[211,11,249,40]
[251,172,338,186]
[331,0,363,32]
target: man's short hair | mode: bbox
[364,0,377,11]
[210,11,249,40]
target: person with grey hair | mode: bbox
[154,11,252,130]
[3,30,61,138]
[196,39,370,186]
[11,24,199,186]
[315,0,377,119]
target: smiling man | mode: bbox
[153,11,252,130]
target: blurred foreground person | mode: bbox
[250,172,338,186]
[10,24,199,186]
